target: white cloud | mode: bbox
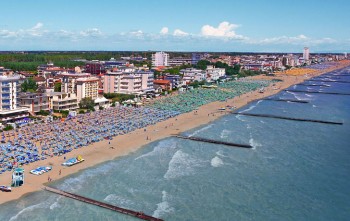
[249,34,336,46]
[160,27,169,34]
[257,35,309,44]
[80,28,102,37]
[201,21,241,38]
[173,29,188,36]
[32,22,43,30]
[0,30,17,38]
[129,30,143,37]
[27,22,45,36]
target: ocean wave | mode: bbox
[249,137,262,149]
[215,150,227,158]
[49,201,61,210]
[220,129,231,139]
[135,139,177,161]
[286,91,302,100]
[211,156,224,167]
[236,115,246,122]
[9,196,56,221]
[188,124,213,137]
[58,160,119,191]
[104,194,135,207]
[153,191,174,218]
[164,150,204,179]
[240,104,256,113]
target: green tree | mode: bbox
[79,97,95,110]
[54,82,62,92]
[21,78,38,92]
[3,125,13,131]
[195,60,211,70]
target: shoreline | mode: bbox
[1,61,349,205]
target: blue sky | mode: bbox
[0,0,349,52]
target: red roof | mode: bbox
[33,76,46,82]
[153,79,171,85]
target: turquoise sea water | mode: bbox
[1,68,350,221]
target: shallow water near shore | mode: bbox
[1,68,350,221]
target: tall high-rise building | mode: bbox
[303,47,310,61]
[0,75,29,122]
[152,52,169,67]
[191,53,202,65]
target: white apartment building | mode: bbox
[60,72,91,94]
[76,77,99,102]
[180,68,206,83]
[104,70,154,94]
[47,92,78,111]
[152,52,169,67]
[303,47,310,61]
[206,66,226,82]
[0,75,29,122]
[60,72,99,102]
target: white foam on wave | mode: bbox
[286,91,302,100]
[305,94,314,97]
[220,129,231,139]
[164,150,204,179]
[215,150,227,158]
[312,105,317,108]
[236,115,246,122]
[49,201,61,210]
[9,202,49,221]
[153,191,174,218]
[188,124,213,137]
[135,139,177,160]
[249,137,262,149]
[240,104,256,113]
[211,156,224,167]
[58,160,119,191]
[9,195,63,220]
[104,194,135,207]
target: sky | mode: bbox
[0,0,349,52]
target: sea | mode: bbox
[1,68,350,221]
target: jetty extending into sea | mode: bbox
[43,186,163,221]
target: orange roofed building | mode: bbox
[153,79,172,91]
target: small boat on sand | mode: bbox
[218,107,226,111]
[62,155,84,167]
[30,166,52,175]
[0,185,12,192]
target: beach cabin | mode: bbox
[12,168,24,187]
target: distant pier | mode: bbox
[44,187,163,221]
[172,135,252,148]
[298,83,330,87]
[232,113,343,125]
[262,98,309,103]
[308,79,350,83]
[285,89,350,96]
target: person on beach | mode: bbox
[59,170,61,175]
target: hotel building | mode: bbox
[0,75,29,122]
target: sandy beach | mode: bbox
[1,61,349,205]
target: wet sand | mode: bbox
[1,62,349,204]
